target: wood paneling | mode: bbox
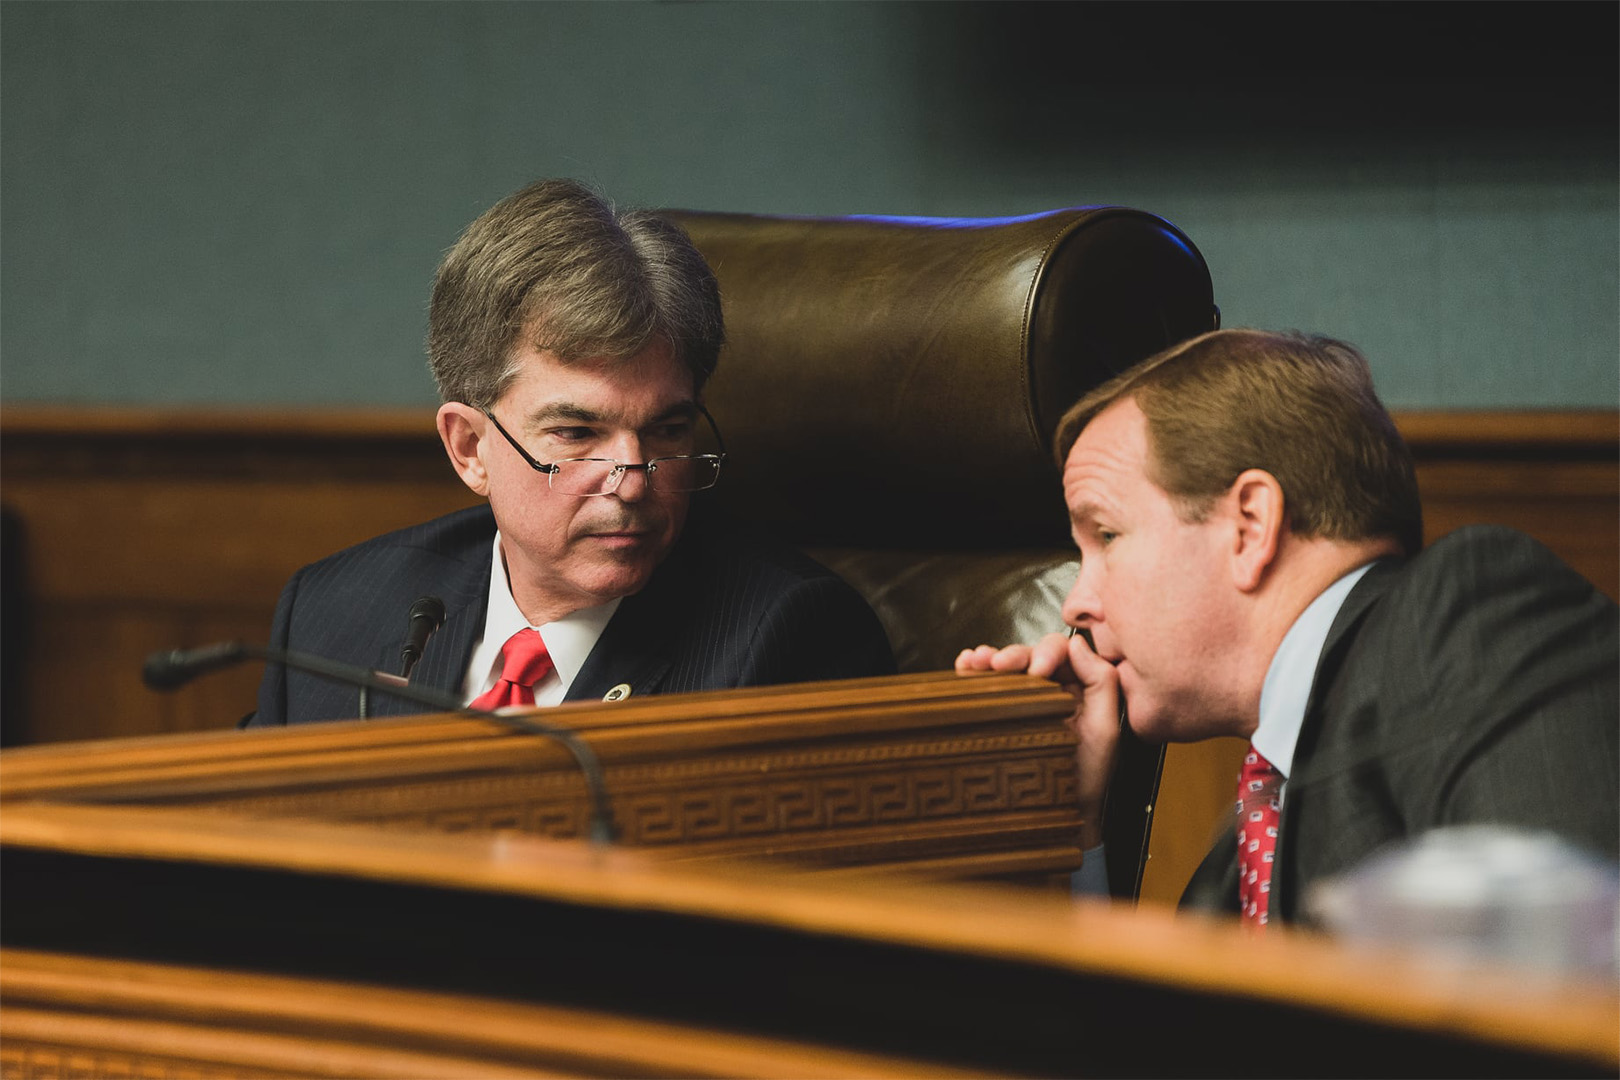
[0,407,477,745]
[1400,410,1618,599]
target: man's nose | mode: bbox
[612,464,650,501]
[607,434,650,501]
[1060,560,1101,629]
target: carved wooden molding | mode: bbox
[1,673,1086,880]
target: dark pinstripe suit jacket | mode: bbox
[1181,525,1620,924]
[248,503,895,726]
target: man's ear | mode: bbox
[437,403,491,497]
[1227,468,1285,592]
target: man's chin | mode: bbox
[1122,699,1180,744]
[568,552,665,603]
[1126,700,1233,744]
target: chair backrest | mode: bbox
[668,206,1218,897]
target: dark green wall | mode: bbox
[3,1,1615,408]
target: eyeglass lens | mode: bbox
[550,456,722,496]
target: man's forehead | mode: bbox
[521,330,677,370]
[504,341,696,421]
[1062,399,1152,513]
[1063,467,1120,538]
[1064,400,1144,465]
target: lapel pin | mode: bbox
[603,683,632,702]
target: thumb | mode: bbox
[1065,633,1122,850]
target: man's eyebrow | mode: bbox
[528,402,604,426]
[648,401,700,424]
[525,400,699,427]
[1068,501,1103,527]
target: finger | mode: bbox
[1060,635,1123,848]
[954,644,1002,672]
[1065,635,1122,742]
[1025,632,1080,682]
[1065,632,1119,690]
[987,644,1035,672]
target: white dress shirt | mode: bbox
[1249,561,1376,793]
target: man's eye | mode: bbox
[1098,530,1119,546]
[648,422,693,441]
[550,427,596,442]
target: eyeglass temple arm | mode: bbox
[698,403,727,457]
[483,410,558,475]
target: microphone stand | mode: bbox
[144,642,617,845]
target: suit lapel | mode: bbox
[1181,827,1242,914]
[1307,559,1399,700]
[1272,557,1401,919]
[565,599,674,703]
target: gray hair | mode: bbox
[428,179,724,409]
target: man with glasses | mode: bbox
[249,180,893,726]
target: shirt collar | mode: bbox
[1251,562,1376,779]
[463,531,620,705]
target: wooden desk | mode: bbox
[4,673,1617,1076]
[3,800,1614,1078]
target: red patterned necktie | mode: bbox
[1237,745,1283,928]
[468,628,553,711]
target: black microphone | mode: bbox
[398,595,445,679]
[143,642,251,691]
[142,640,617,844]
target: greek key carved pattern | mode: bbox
[607,728,1073,788]
[182,726,1072,829]
[401,752,1076,846]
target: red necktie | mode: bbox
[1237,746,1282,928]
[469,628,553,711]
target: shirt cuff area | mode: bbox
[1070,843,1109,897]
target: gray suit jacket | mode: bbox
[1182,525,1620,923]
[248,502,895,726]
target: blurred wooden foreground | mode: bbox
[3,671,1615,1078]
